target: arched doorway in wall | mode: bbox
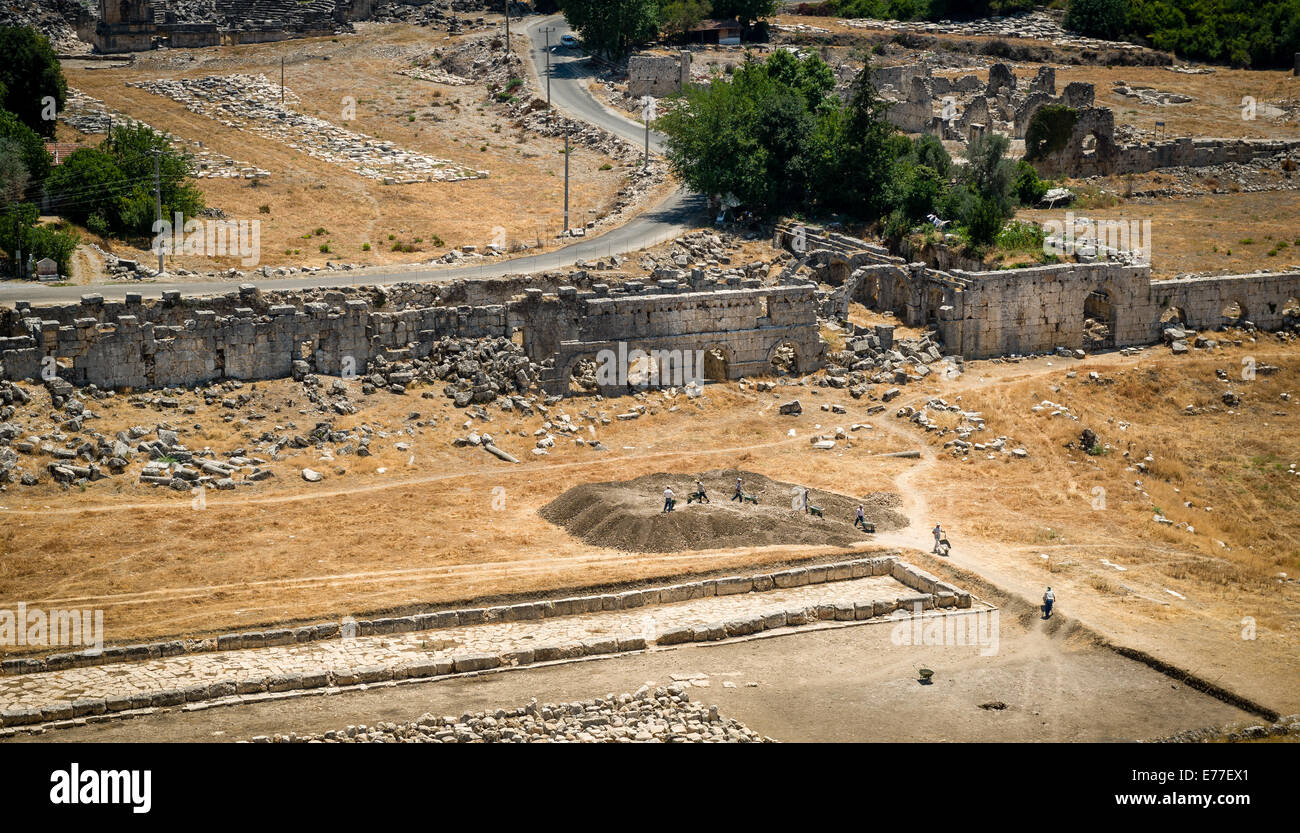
[767,339,801,377]
[1083,287,1116,350]
[565,354,601,396]
[700,344,733,384]
[1159,305,1188,326]
[1220,300,1248,328]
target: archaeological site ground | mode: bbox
[0,2,1296,801]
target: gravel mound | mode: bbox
[539,469,908,553]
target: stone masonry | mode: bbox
[513,281,824,394]
[780,224,1300,360]
[0,285,507,389]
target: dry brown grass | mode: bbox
[57,24,642,277]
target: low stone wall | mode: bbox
[0,285,508,388]
[0,554,974,678]
[0,555,984,731]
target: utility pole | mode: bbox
[563,124,570,233]
[541,26,554,107]
[641,97,655,172]
[151,149,164,274]
[280,57,285,103]
[504,1,510,54]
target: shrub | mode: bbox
[1024,105,1078,161]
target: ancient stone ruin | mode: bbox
[628,52,692,99]
[91,0,372,54]
[880,62,1300,178]
[778,224,1300,360]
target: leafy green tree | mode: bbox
[960,131,1016,217]
[660,0,712,38]
[1013,160,1048,206]
[912,133,952,178]
[658,56,817,212]
[558,0,661,58]
[710,0,777,26]
[762,48,837,112]
[46,123,203,236]
[0,27,67,138]
[965,195,1005,246]
[0,108,51,190]
[815,63,903,221]
[900,164,945,221]
[1064,0,1130,40]
[44,147,124,228]
[0,138,30,206]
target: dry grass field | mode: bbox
[55,23,649,276]
[1,330,1296,709]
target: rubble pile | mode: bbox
[820,325,962,397]
[60,89,269,181]
[364,336,541,407]
[258,686,770,743]
[894,398,1026,459]
[0,0,91,55]
[128,75,488,184]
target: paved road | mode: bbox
[0,15,702,306]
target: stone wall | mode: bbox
[0,285,508,388]
[627,51,690,99]
[513,281,824,394]
[782,225,1300,360]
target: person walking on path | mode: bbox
[1043,586,1055,619]
[731,476,744,502]
[663,485,675,513]
[854,504,867,530]
[933,523,944,553]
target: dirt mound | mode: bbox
[539,469,909,553]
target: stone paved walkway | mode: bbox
[1,575,923,714]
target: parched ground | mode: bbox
[1,326,1297,715]
[55,22,659,277]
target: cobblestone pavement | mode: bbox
[0,575,915,715]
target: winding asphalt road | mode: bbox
[0,15,702,305]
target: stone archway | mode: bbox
[699,342,735,384]
[1083,286,1116,350]
[1221,300,1248,327]
[767,339,801,377]
[1159,305,1187,325]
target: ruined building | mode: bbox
[90,0,376,53]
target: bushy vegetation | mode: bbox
[827,0,1036,20]
[823,0,1300,69]
[1069,0,1300,68]
[559,0,779,56]
[0,27,66,139]
[1024,105,1079,161]
[45,123,204,237]
[658,51,1049,249]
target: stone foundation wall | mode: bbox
[784,225,1300,360]
[0,287,507,388]
[514,281,824,393]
